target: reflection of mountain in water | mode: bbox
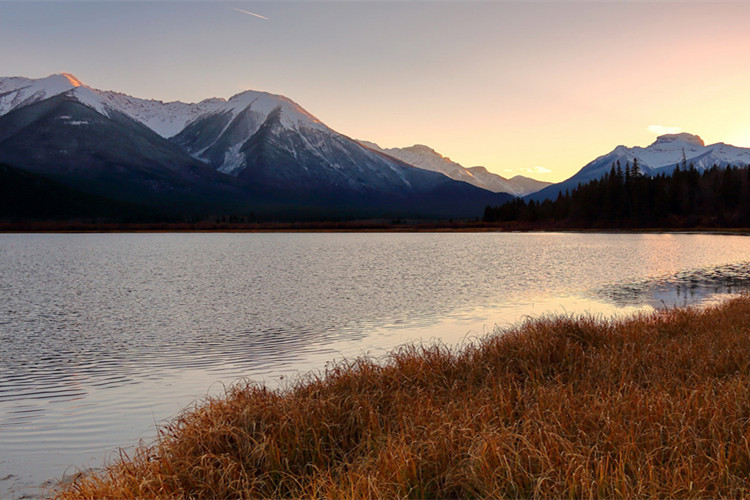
[592,262,750,309]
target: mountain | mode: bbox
[0,163,155,221]
[166,88,514,217]
[503,173,554,196]
[0,73,513,219]
[528,133,750,202]
[0,89,242,213]
[0,73,231,138]
[359,141,551,197]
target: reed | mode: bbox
[56,297,750,498]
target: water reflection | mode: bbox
[593,261,750,309]
[1,232,749,497]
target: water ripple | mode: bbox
[1,232,750,497]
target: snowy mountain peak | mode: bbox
[0,74,328,138]
[651,133,705,148]
[0,73,87,116]
[528,132,750,202]
[225,90,322,124]
[59,73,83,87]
[36,73,82,92]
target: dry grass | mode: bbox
[56,297,750,499]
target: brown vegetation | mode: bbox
[57,297,750,498]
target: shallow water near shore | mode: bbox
[1,232,749,498]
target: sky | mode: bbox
[1,0,750,183]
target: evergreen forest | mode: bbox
[483,162,750,228]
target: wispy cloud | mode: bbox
[231,7,269,20]
[525,166,552,174]
[648,125,682,135]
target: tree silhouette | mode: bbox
[483,164,750,228]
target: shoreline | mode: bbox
[56,296,750,498]
[2,221,750,235]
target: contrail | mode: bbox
[231,7,270,20]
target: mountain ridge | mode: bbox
[358,140,551,196]
[0,73,513,219]
[527,133,750,202]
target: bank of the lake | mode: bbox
[57,297,750,498]
[3,220,750,234]
[4,232,749,497]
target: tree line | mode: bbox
[483,161,750,228]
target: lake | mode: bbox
[2,232,749,497]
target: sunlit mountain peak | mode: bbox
[59,73,83,87]
[652,133,705,148]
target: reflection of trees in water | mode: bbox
[593,262,750,309]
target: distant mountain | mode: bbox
[502,173,554,196]
[359,141,550,197]
[528,133,750,202]
[0,73,513,219]
[168,92,505,218]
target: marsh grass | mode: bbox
[57,297,750,498]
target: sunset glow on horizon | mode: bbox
[2,1,749,183]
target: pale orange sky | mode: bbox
[2,1,749,182]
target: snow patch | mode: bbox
[217,144,246,175]
[71,86,110,116]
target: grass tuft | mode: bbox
[56,297,750,498]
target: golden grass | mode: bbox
[56,297,750,499]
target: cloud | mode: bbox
[648,125,682,135]
[524,166,552,174]
[231,7,269,20]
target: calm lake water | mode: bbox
[2,232,750,497]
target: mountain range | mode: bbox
[5,73,745,222]
[0,73,517,220]
[527,133,750,202]
[358,141,551,197]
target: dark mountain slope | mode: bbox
[0,94,245,213]
[0,163,155,221]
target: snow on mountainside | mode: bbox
[0,73,201,135]
[360,142,487,187]
[527,133,750,202]
[359,141,550,196]
[467,167,551,197]
[0,73,513,217]
[81,88,325,139]
[615,133,750,174]
[0,73,324,138]
[0,73,544,198]
[0,73,82,116]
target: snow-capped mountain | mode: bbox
[0,73,250,138]
[0,73,85,114]
[359,141,550,196]
[527,133,750,202]
[0,90,240,212]
[0,73,512,218]
[0,73,326,140]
